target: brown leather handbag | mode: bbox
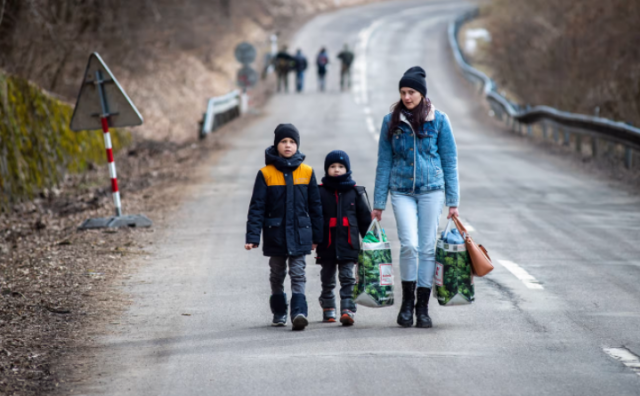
[452,216,494,277]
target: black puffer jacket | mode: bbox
[315,185,371,264]
[246,147,323,257]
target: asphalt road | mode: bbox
[73,1,640,395]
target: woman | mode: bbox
[372,66,459,329]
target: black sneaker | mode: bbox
[291,314,309,331]
[272,313,287,327]
[290,293,309,331]
[270,294,288,327]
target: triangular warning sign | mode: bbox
[69,52,143,131]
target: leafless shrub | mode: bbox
[486,0,640,125]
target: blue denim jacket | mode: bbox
[373,108,459,209]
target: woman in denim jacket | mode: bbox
[372,66,459,329]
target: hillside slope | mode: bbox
[0,0,386,142]
[483,0,640,125]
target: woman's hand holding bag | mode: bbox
[451,216,494,277]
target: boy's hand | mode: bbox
[312,244,318,250]
[244,243,258,250]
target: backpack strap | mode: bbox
[354,186,371,211]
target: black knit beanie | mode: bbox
[399,66,427,97]
[324,150,350,173]
[273,123,300,148]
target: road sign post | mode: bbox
[235,42,258,114]
[70,52,152,230]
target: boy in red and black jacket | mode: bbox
[315,150,371,326]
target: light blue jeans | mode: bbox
[390,190,445,288]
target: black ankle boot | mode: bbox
[290,293,309,331]
[270,294,288,327]
[397,281,416,327]
[415,287,432,328]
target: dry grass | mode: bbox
[483,0,640,125]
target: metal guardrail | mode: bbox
[199,89,242,139]
[449,9,640,168]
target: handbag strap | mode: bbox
[451,216,469,240]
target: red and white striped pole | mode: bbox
[100,117,121,216]
[96,70,122,217]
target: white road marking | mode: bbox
[603,347,640,376]
[366,116,375,134]
[364,107,371,115]
[354,7,445,137]
[463,221,475,232]
[356,19,384,105]
[497,260,544,290]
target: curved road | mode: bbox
[74,1,640,395]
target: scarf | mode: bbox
[322,171,356,192]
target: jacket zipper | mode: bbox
[401,119,418,193]
[335,191,341,259]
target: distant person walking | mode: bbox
[372,66,459,329]
[274,45,296,93]
[316,47,329,92]
[337,44,354,91]
[294,49,308,93]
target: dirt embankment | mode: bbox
[478,0,640,125]
[0,113,257,395]
[0,0,385,143]
[457,2,640,183]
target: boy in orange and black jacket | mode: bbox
[245,124,323,331]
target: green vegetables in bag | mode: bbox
[434,241,474,305]
[353,220,394,308]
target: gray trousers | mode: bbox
[269,255,306,295]
[320,262,356,303]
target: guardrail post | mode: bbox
[591,137,598,158]
[494,105,502,121]
[576,134,582,154]
[525,105,532,136]
[606,142,615,158]
[553,124,559,143]
[563,130,570,146]
[542,122,548,140]
[625,147,633,169]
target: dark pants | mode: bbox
[277,72,289,92]
[317,72,326,92]
[320,261,356,311]
[340,66,351,90]
[296,71,304,92]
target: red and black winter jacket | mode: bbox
[315,185,372,264]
